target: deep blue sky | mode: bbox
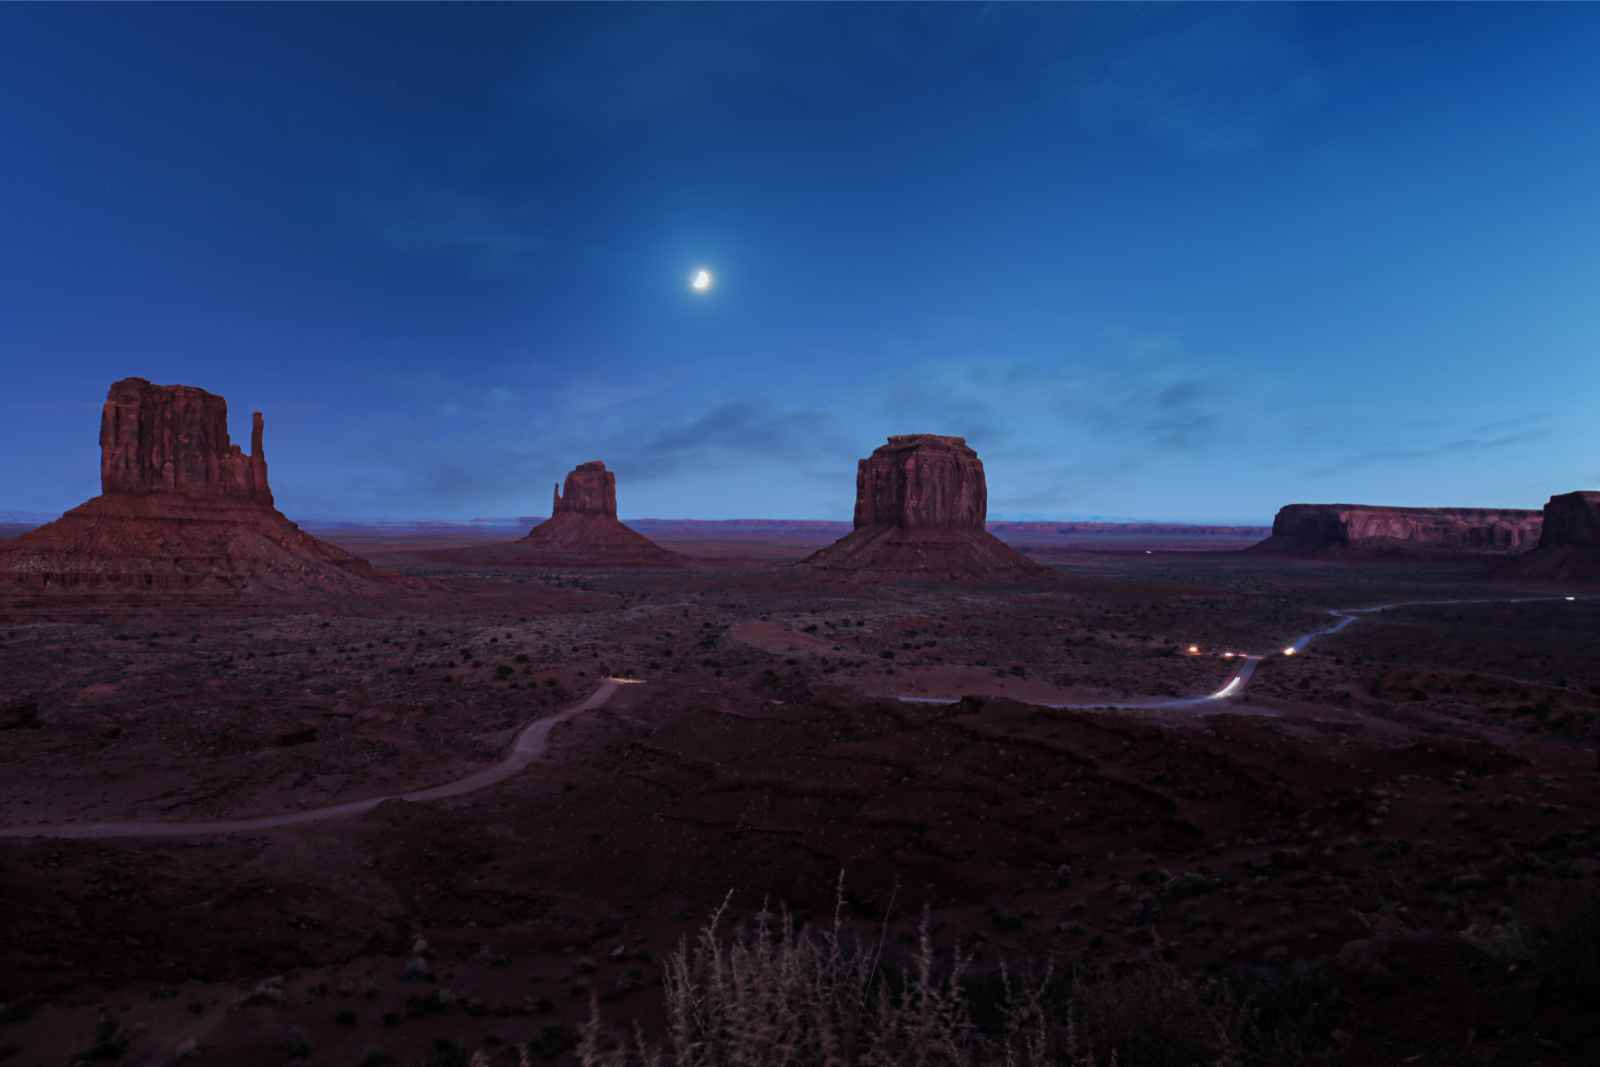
[3,3,1597,523]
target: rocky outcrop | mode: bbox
[432,460,681,568]
[552,461,618,518]
[99,377,273,505]
[853,435,987,530]
[517,461,680,566]
[803,435,1045,581]
[1251,504,1543,555]
[0,378,405,596]
[1504,491,1600,583]
[1536,491,1600,547]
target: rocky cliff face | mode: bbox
[805,435,1043,581]
[1503,491,1600,584]
[552,461,618,519]
[1,378,404,596]
[1536,491,1600,547]
[99,377,273,505]
[852,435,987,531]
[1255,504,1543,554]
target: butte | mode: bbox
[442,461,681,568]
[0,377,402,596]
[519,461,682,566]
[801,434,1046,581]
[1505,490,1600,583]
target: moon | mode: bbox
[690,268,713,293]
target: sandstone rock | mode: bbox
[1503,490,1600,583]
[1536,491,1600,547]
[99,377,273,505]
[803,435,1045,581]
[853,435,986,530]
[552,461,618,518]
[429,461,681,568]
[0,378,409,597]
[518,460,681,566]
[1252,504,1542,555]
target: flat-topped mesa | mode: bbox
[552,460,617,519]
[1255,503,1543,554]
[1505,490,1600,584]
[804,434,1043,581]
[854,434,987,531]
[1537,491,1600,547]
[98,377,273,505]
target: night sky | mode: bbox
[3,3,1597,523]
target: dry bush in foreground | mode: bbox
[573,878,1270,1067]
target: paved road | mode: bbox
[0,678,634,840]
[900,595,1585,711]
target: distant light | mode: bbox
[1223,651,1234,659]
[1283,647,1297,657]
[691,268,713,292]
[1145,550,1153,555]
[1188,644,1200,655]
[1566,596,1577,601]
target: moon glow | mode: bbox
[691,268,713,292]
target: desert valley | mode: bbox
[1,379,1596,1067]
[6,6,1600,1065]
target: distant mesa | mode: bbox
[517,460,682,566]
[434,460,682,568]
[1250,503,1543,556]
[0,377,403,595]
[802,434,1046,581]
[1504,490,1600,582]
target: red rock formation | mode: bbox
[1252,504,1543,555]
[803,435,1045,581]
[0,378,404,596]
[432,460,681,568]
[552,460,618,518]
[517,460,679,566]
[1504,491,1600,583]
[853,434,988,530]
[98,377,274,505]
[1537,491,1600,547]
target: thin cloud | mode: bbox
[1306,428,1549,479]
[347,180,540,273]
[606,401,846,482]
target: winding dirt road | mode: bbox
[0,678,637,840]
[0,596,1583,840]
[900,595,1586,711]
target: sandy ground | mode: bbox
[1,528,1597,1065]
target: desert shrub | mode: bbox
[1528,885,1600,1005]
[1066,956,1256,1067]
[423,1038,469,1067]
[574,878,1308,1067]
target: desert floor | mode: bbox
[1,528,1596,1065]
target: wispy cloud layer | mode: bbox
[1305,420,1550,479]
